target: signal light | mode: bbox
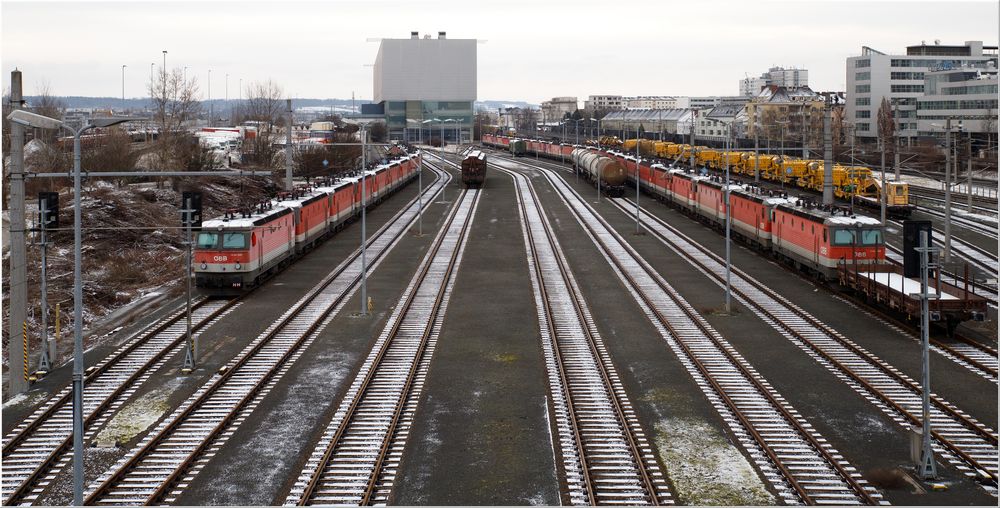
[181,191,203,228]
[39,192,59,228]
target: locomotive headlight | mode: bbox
[200,263,207,270]
[235,263,242,270]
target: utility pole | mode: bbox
[894,101,901,179]
[360,126,368,316]
[754,111,760,183]
[822,106,833,206]
[880,127,887,225]
[121,65,127,112]
[943,118,953,263]
[966,133,973,212]
[8,69,28,395]
[801,102,808,159]
[689,110,696,169]
[417,150,423,236]
[286,99,293,191]
[724,121,733,314]
[635,121,640,234]
[208,69,212,127]
[914,230,938,480]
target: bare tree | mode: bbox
[149,68,201,134]
[240,79,284,168]
[515,108,539,132]
[473,110,492,140]
[369,121,387,143]
[876,97,894,147]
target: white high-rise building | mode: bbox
[373,31,477,142]
[846,40,997,140]
[739,67,808,96]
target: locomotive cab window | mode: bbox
[197,233,218,249]
[859,229,883,245]
[222,233,248,249]
[831,229,855,245]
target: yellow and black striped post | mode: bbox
[23,321,29,382]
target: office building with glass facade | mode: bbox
[373,32,477,143]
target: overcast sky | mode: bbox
[2,0,997,104]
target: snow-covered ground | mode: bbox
[875,170,998,199]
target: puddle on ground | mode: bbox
[654,417,774,505]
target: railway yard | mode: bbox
[2,144,998,507]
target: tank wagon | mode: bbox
[572,148,627,196]
[461,149,488,187]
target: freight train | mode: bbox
[482,134,885,279]
[482,134,985,324]
[194,151,420,292]
[486,133,912,217]
[461,149,488,187]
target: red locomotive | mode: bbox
[194,152,419,292]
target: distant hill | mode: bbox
[22,96,537,112]
[475,100,537,111]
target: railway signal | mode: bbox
[36,192,59,375]
[181,192,202,373]
[912,231,939,480]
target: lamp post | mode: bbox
[7,109,134,506]
[360,123,369,315]
[407,118,424,236]
[208,69,212,127]
[776,119,789,188]
[724,120,733,313]
[634,118,640,234]
[931,118,959,263]
[162,50,167,84]
[121,65,127,113]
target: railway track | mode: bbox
[82,166,450,506]
[892,222,999,280]
[1,297,240,506]
[496,164,674,506]
[284,187,479,506]
[913,207,998,241]
[494,152,1000,380]
[497,158,882,506]
[594,194,998,494]
[909,188,998,218]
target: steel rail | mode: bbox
[84,166,448,506]
[1,297,238,506]
[531,166,875,505]
[296,187,476,505]
[476,157,671,505]
[612,196,998,487]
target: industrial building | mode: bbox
[540,97,579,122]
[372,31,477,143]
[845,40,997,140]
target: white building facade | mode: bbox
[845,40,997,140]
[373,31,477,142]
[541,96,579,121]
[585,95,625,111]
[916,65,998,138]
